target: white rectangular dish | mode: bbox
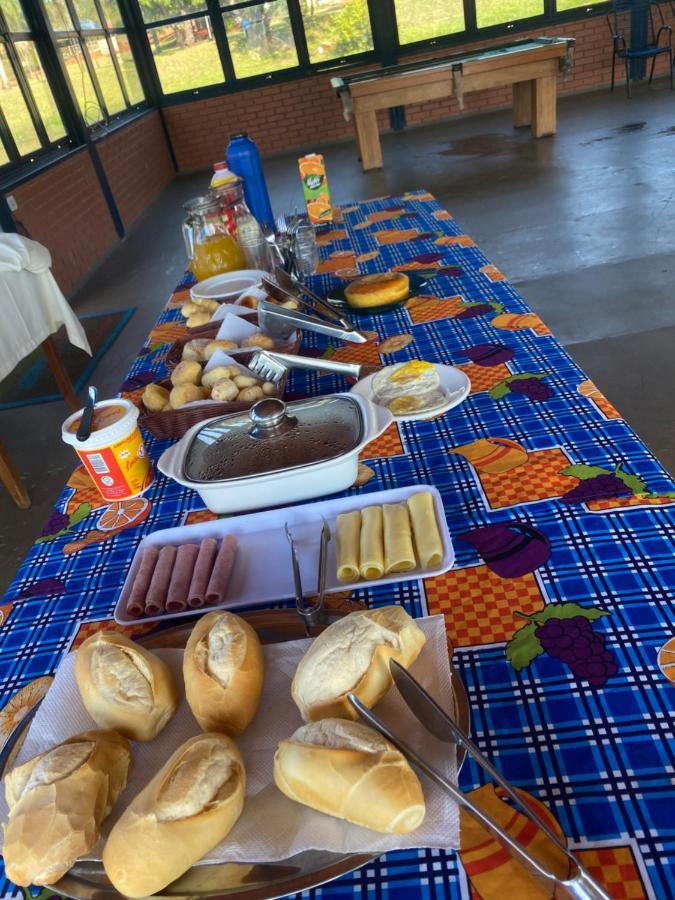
[114,484,453,625]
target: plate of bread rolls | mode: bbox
[113,485,454,625]
[0,606,468,898]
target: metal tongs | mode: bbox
[284,521,331,634]
[349,661,611,900]
[248,349,367,385]
[258,299,368,345]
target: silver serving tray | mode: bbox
[0,608,469,899]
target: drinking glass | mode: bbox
[293,223,320,277]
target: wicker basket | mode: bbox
[165,331,302,371]
[139,372,288,440]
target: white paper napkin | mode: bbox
[0,616,459,864]
[215,312,258,343]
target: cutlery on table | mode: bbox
[348,663,611,900]
[257,299,368,345]
[284,522,329,633]
[274,266,355,332]
[76,385,98,443]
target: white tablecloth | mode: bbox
[0,235,91,383]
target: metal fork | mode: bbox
[248,349,365,384]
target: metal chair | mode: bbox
[607,0,673,97]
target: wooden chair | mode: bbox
[608,0,673,97]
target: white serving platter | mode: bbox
[114,484,453,625]
[190,269,266,301]
[350,364,471,422]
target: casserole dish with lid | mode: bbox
[157,392,393,513]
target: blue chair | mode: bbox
[607,0,673,97]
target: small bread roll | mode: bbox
[103,733,245,897]
[204,339,238,359]
[170,383,206,408]
[238,293,259,309]
[237,386,264,403]
[233,374,257,389]
[187,311,212,328]
[182,339,208,362]
[181,301,199,318]
[262,381,277,396]
[274,719,424,834]
[211,378,239,402]
[202,365,235,389]
[191,297,218,314]
[292,606,426,721]
[4,729,131,886]
[74,632,178,741]
[171,359,202,387]
[183,611,264,735]
[240,332,274,349]
[143,383,170,412]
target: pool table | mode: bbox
[331,37,575,171]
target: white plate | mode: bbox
[114,484,454,625]
[190,269,267,301]
[350,364,471,422]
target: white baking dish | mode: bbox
[157,392,392,514]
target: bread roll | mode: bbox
[74,632,178,741]
[262,381,277,396]
[171,359,202,387]
[183,611,264,735]
[204,339,238,359]
[292,606,426,721]
[344,272,409,308]
[4,729,131,886]
[142,383,170,412]
[180,301,199,318]
[102,733,245,897]
[187,311,211,328]
[202,365,236,389]
[170,383,206,408]
[274,718,424,834]
[211,378,239,402]
[237,385,264,402]
[191,297,218,314]
[182,339,209,361]
[240,332,274,349]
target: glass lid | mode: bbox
[183,396,364,484]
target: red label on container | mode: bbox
[76,428,152,502]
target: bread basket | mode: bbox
[165,330,301,371]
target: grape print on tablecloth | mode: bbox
[462,343,515,366]
[506,602,618,687]
[489,373,553,402]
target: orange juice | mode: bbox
[299,153,333,224]
[190,233,246,281]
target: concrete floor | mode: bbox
[2,82,674,596]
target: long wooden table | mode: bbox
[332,36,575,170]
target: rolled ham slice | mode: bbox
[145,545,177,615]
[126,546,159,618]
[166,543,200,613]
[205,534,238,605]
[187,538,218,609]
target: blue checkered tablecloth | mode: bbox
[0,190,673,899]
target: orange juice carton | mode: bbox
[298,153,333,224]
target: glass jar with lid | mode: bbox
[182,194,247,283]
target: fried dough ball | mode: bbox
[142,383,170,412]
[186,311,212,328]
[191,297,218,313]
[262,381,277,396]
[171,359,202,387]
[202,365,235,389]
[210,378,239,402]
[181,301,199,318]
[204,339,238,360]
[182,339,208,362]
[233,374,257,389]
[169,384,206,408]
[237,386,264,403]
[240,332,275,349]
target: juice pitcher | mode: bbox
[182,195,246,283]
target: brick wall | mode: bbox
[97,111,174,231]
[9,111,173,295]
[164,9,675,172]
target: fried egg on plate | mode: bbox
[372,361,446,415]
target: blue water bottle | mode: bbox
[226,133,274,231]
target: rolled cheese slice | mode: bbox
[407,491,444,568]
[74,631,178,741]
[291,606,426,721]
[336,510,361,582]
[4,729,131,887]
[183,610,264,735]
[360,505,384,580]
[103,733,246,898]
[274,718,425,834]
[383,503,417,574]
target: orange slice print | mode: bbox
[373,228,420,245]
[657,638,675,684]
[0,676,54,748]
[97,498,151,532]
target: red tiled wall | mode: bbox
[164,9,674,171]
[9,111,173,295]
[97,111,174,230]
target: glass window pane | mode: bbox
[0,138,9,164]
[148,18,224,93]
[99,0,124,28]
[114,34,144,103]
[475,0,543,29]
[73,0,104,30]
[223,2,298,79]
[85,36,125,113]
[0,45,40,153]
[16,41,66,141]
[2,0,29,32]
[303,0,373,63]
[58,36,103,123]
[138,0,207,25]
[556,0,604,9]
[394,0,464,45]
[45,0,75,32]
